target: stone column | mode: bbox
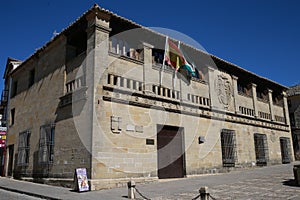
[142,42,154,93]
[116,76,121,87]
[208,67,216,109]
[268,89,275,121]
[282,91,290,125]
[251,83,258,117]
[232,75,239,114]
[129,80,133,90]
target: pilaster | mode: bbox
[85,11,111,180]
[282,91,290,125]
[142,42,154,93]
[232,75,239,114]
[268,89,275,121]
[251,83,258,117]
[208,67,216,109]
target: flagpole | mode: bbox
[160,36,168,86]
[173,41,181,91]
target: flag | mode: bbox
[164,38,202,81]
[165,39,185,71]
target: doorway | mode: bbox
[7,145,14,177]
[254,133,268,166]
[157,125,185,179]
[280,137,291,164]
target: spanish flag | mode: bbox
[165,38,199,80]
[165,38,185,71]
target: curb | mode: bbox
[0,186,61,200]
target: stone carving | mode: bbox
[215,74,232,109]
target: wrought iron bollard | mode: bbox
[127,180,136,199]
[199,186,209,200]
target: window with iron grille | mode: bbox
[220,129,237,167]
[280,137,292,164]
[254,133,269,166]
[39,124,55,164]
[17,131,31,166]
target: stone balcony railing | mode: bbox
[109,38,143,62]
[65,75,85,94]
[239,106,255,117]
[258,111,271,120]
[187,93,210,108]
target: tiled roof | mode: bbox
[287,84,300,97]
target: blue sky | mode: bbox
[0,0,299,91]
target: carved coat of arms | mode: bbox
[215,74,232,109]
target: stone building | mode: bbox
[287,84,300,160]
[3,4,293,190]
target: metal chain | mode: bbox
[133,187,218,200]
[209,194,218,200]
[135,187,151,200]
[192,194,201,200]
[191,193,218,200]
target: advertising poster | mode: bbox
[75,168,89,192]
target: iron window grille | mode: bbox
[254,133,269,166]
[17,130,31,166]
[38,124,55,164]
[220,129,237,167]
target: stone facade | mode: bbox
[287,84,300,160]
[3,4,293,190]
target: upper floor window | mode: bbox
[237,81,252,97]
[28,69,35,87]
[10,108,15,126]
[11,80,18,97]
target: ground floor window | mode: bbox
[220,129,236,167]
[39,124,55,164]
[254,133,268,166]
[280,137,292,164]
[17,131,31,166]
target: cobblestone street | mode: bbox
[0,163,300,200]
[134,163,300,200]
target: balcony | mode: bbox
[109,38,143,62]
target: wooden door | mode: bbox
[157,126,185,179]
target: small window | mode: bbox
[28,69,35,87]
[11,81,18,97]
[17,131,31,166]
[39,124,55,164]
[10,108,15,126]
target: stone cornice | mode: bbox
[102,85,290,132]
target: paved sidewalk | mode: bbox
[0,162,300,200]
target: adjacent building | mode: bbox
[2,4,293,190]
[288,84,300,160]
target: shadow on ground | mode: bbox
[282,179,299,187]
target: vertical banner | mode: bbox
[74,168,89,192]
